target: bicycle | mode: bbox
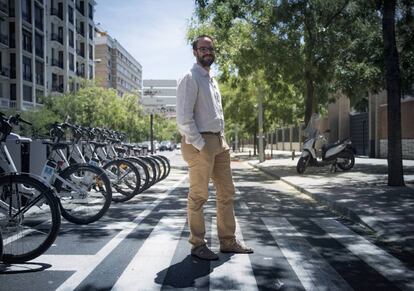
[42,123,112,224]
[0,113,61,263]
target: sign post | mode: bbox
[141,79,178,154]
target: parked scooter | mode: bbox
[296,114,356,174]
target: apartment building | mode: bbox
[0,0,95,111]
[95,29,142,96]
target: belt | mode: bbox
[200,131,221,135]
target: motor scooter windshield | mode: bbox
[304,113,320,139]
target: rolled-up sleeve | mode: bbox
[176,74,205,150]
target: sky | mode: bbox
[95,0,197,81]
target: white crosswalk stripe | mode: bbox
[262,217,353,291]
[209,217,259,291]
[313,217,414,291]
[55,175,187,291]
[111,216,186,291]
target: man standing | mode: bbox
[176,35,253,260]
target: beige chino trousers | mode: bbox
[181,133,236,248]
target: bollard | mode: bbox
[249,150,251,158]
[292,150,295,160]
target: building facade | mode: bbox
[94,29,142,96]
[0,0,95,111]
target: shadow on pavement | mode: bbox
[155,253,232,288]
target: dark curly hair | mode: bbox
[192,35,215,50]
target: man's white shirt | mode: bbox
[176,63,225,151]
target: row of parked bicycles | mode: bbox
[0,113,170,264]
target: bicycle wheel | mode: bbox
[152,156,167,181]
[0,174,61,263]
[103,159,140,202]
[0,230,3,261]
[139,157,157,187]
[126,157,150,193]
[157,155,171,179]
[54,163,112,224]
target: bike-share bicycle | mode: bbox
[0,113,61,263]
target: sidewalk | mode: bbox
[238,150,414,249]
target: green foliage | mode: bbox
[8,87,178,143]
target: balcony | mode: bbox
[51,8,63,20]
[51,33,63,44]
[52,84,64,93]
[0,66,9,78]
[0,98,16,109]
[51,58,64,69]
[0,32,8,46]
[0,0,8,16]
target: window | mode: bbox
[23,85,32,102]
[88,24,93,40]
[88,3,93,19]
[69,53,74,71]
[36,89,44,104]
[22,30,32,52]
[21,0,32,23]
[89,44,93,60]
[10,53,16,79]
[35,33,43,57]
[10,84,16,100]
[68,5,74,24]
[69,29,74,48]
[35,60,44,85]
[34,4,43,30]
[89,65,93,79]
[23,56,32,81]
[9,22,15,48]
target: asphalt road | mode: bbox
[1,151,413,290]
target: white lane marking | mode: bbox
[111,216,186,291]
[32,255,94,271]
[210,217,259,291]
[262,217,353,291]
[56,175,187,291]
[313,218,414,290]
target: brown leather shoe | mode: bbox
[191,244,219,260]
[220,239,254,254]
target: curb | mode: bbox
[249,162,377,234]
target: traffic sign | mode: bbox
[143,79,177,87]
[143,88,177,97]
[140,97,176,106]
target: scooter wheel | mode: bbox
[296,156,309,174]
[337,150,355,171]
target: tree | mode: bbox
[380,0,404,186]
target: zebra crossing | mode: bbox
[2,167,414,291]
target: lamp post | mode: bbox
[258,89,265,163]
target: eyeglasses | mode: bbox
[196,46,215,53]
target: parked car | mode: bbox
[159,140,173,151]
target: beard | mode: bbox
[198,54,215,67]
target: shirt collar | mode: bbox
[193,63,213,78]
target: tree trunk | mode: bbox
[304,69,315,126]
[382,0,405,186]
